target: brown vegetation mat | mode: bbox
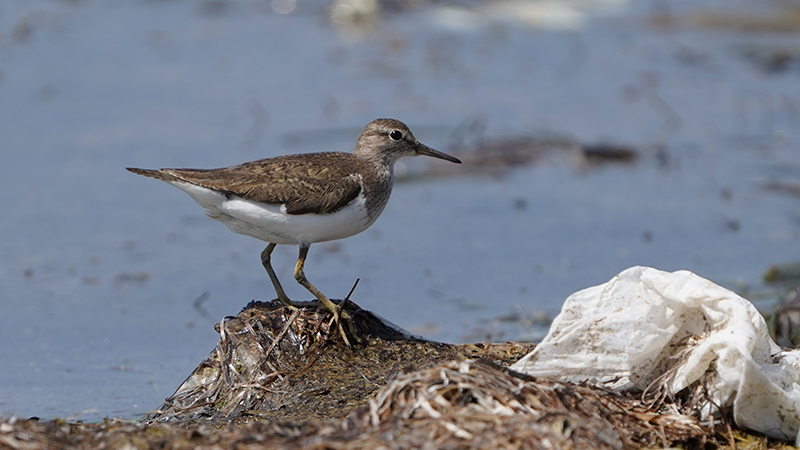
[343,359,709,449]
[0,361,718,450]
[145,300,475,425]
[1,300,795,449]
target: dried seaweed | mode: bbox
[140,300,715,449]
[1,300,775,448]
[0,361,717,450]
[342,360,708,450]
[146,300,466,425]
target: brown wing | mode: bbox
[150,152,363,215]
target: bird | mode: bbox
[127,118,462,346]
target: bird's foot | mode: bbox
[337,278,363,346]
[328,304,353,348]
[272,297,362,347]
[315,279,363,347]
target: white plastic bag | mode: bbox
[511,266,800,443]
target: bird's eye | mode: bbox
[389,130,403,141]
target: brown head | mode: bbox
[353,118,461,166]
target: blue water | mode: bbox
[1,0,798,422]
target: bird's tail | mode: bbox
[126,167,183,183]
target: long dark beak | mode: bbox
[414,142,462,164]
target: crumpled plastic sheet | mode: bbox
[511,266,800,443]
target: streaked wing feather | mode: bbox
[163,153,363,215]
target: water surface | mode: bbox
[1,0,798,422]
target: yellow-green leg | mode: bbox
[260,243,296,307]
[294,244,355,347]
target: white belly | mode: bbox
[170,181,376,245]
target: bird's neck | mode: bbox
[356,155,394,222]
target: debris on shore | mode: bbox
[1,300,794,449]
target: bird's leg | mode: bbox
[260,243,297,308]
[294,244,357,347]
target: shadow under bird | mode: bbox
[128,118,461,346]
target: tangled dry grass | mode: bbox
[3,300,791,449]
[342,359,711,450]
[0,360,715,450]
[146,300,469,424]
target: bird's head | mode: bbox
[354,118,462,166]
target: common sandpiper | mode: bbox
[128,118,462,346]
